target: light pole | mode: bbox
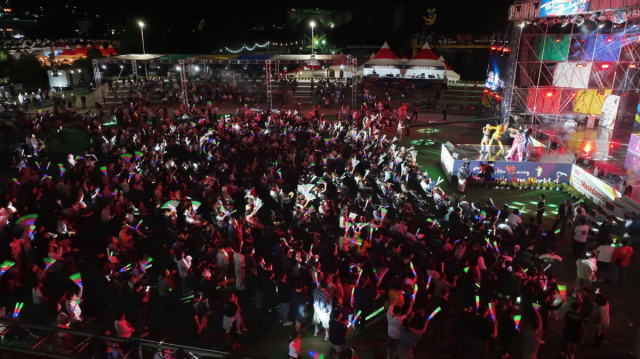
[310,21,315,79]
[310,21,315,55]
[138,21,148,78]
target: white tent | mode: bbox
[403,42,445,79]
[293,64,326,78]
[438,55,461,82]
[363,42,403,78]
[328,60,355,78]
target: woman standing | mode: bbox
[481,125,491,155]
[288,331,302,359]
[592,292,610,348]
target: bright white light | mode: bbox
[310,21,315,27]
[120,65,123,68]
[138,21,144,27]
[101,65,106,69]
[176,66,180,70]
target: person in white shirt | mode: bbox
[32,281,47,305]
[596,237,616,282]
[114,312,135,338]
[573,217,589,259]
[288,331,302,358]
[507,209,522,230]
[387,291,415,359]
[175,253,192,294]
[65,286,84,328]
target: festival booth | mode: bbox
[74,44,87,57]
[328,59,354,78]
[294,64,325,78]
[362,42,403,78]
[438,55,461,82]
[403,42,445,80]
[56,46,81,61]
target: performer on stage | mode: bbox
[489,124,506,150]
[507,131,525,162]
[481,125,492,155]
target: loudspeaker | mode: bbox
[445,141,457,149]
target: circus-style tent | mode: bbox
[362,42,403,77]
[403,42,445,79]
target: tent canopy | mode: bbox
[365,42,403,66]
[405,43,443,67]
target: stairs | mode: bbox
[439,84,484,111]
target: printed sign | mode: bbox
[440,144,455,182]
[570,165,621,205]
[540,0,590,17]
[451,159,573,184]
[600,94,620,130]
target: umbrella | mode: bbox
[161,200,180,209]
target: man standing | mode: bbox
[536,194,546,225]
[467,305,496,359]
[313,279,332,341]
[329,310,353,359]
[397,119,404,141]
[442,101,449,121]
[573,218,589,259]
[573,251,597,297]
[276,272,293,326]
[553,199,573,236]
[610,238,633,285]
[410,101,420,122]
[290,280,310,332]
[80,95,87,109]
[563,302,587,359]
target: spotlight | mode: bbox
[572,15,584,26]
[601,64,610,69]
[612,9,628,24]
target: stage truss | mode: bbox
[93,54,358,110]
[505,3,640,124]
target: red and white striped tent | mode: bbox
[362,42,403,77]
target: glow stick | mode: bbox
[43,258,56,269]
[412,283,418,299]
[488,302,496,321]
[514,315,521,329]
[310,244,314,254]
[475,295,480,309]
[120,264,132,272]
[410,262,417,278]
[69,273,82,287]
[492,241,499,252]
[557,285,567,302]
[464,267,469,273]
[351,287,355,303]
[543,264,551,271]
[430,219,438,229]
[313,271,319,286]
[350,310,362,327]
[532,303,540,311]
[426,275,432,290]
[428,307,441,320]
[490,198,495,208]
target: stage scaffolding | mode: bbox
[505,2,640,124]
[93,54,358,111]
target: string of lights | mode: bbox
[224,42,270,53]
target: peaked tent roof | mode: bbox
[59,46,78,56]
[106,45,118,55]
[405,42,443,67]
[372,42,397,60]
[370,52,376,58]
[365,42,403,66]
[438,55,453,71]
[74,44,87,56]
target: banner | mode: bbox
[600,94,620,130]
[451,159,573,184]
[570,165,621,205]
[440,144,455,182]
[540,0,590,17]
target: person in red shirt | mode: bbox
[610,238,633,285]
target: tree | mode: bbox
[13,53,46,89]
[0,49,14,84]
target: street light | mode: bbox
[138,21,148,78]
[310,21,315,55]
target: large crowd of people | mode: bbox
[0,76,633,359]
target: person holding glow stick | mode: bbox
[329,310,353,359]
[467,305,496,359]
[387,291,415,359]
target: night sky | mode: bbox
[9,0,514,53]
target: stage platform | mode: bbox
[449,144,575,164]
